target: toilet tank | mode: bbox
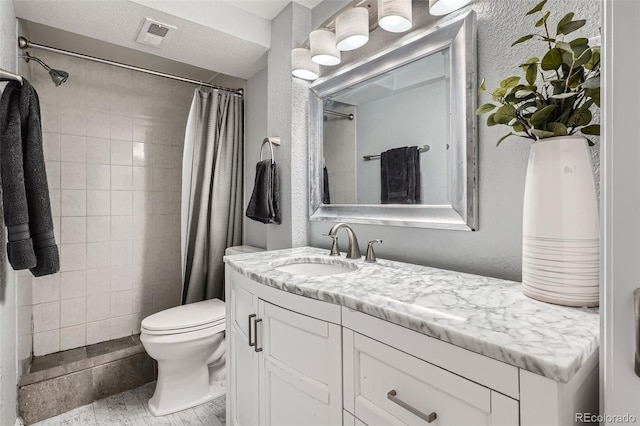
[225,245,264,256]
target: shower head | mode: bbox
[21,52,69,86]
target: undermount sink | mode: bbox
[272,258,358,276]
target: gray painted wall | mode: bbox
[307,0,600,282]
[244,67,268,248]
[0,2,19,424]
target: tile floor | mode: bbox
[31,382,225,425]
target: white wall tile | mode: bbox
[110,115,133,141]
[53,216,61,244]
[152,284,179,311]
[86,320,110,345]
[18,334,32,361]
[87,241,110,269]
[49,190,61,217]
[61,270,86,300]
[86,137,111,164]
[60,243,87,271]
[60,163,87,190]
[32,273,60,305]
[133,118,152,143]
[132,142,151,167]
[43,133,61,161]
[41,108,61,134]
[111,240,132,266]
[152,168,173,191]
[86,268,110,295]
[60,134,86,163]
[60,108,87,136]
[111,140,133,166]
[61,190,86,217]
[110,315,134,340]
[111,191,133,215]
[132,264,153,288]
[111,166,133,190]
[17,274,32,308]
[61,217,87,244]
[17,306,32,336]
[133,167,152,191]
[46,161,61,190]
[87,216,110,242]
[110,290,133,317]
[86,294,111,322]
[132,286,153,314]
[86,164,110,190]
[34,330,60,356]
[87,190,110,216]
[132,215,152,240]
[33,301,60,333]
[85,112,110,138]
[110,266,133,292]
[60,325,86,351]
[132,238,153,265]
[111,215,133,240]
[133,191,153,216]
[61,297,86,328]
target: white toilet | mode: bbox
[140,245,262,416]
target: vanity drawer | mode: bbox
[344,331,519,426]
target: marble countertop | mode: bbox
[224,246,599,383]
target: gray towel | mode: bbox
[0,79,59,276]
[322,166,330,204]
[380,146,421,204]
[246,159,281,224]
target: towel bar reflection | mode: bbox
[363,144,430,161]
[260,137,281,164]
[324,110,354,120]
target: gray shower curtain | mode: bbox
[181,89,243,304]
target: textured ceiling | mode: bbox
[12,0,322,79]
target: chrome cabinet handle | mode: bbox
[254,318,263,353]
[248,314,256,347]
[635,289,640,377]
[387,390,437,423]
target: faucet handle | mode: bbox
[323,234,341,256]
[365,239,383,263]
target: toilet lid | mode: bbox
[141,298,225,332]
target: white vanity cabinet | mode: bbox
[227,269,343,426]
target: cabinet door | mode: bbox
[258,301,342,426]
[228,280,260,426]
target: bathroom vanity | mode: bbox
[224,247,599,426]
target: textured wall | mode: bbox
[0,2,18,424]
[308,0,600,281]
[20,50,193,356]
[244,67,268,248]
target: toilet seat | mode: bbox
[141,298,225,336]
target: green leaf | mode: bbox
[494,104,517,124]
[526,65,538,85]
[487,114,497,127]
[512,34,534,47]
[492,87,508,101]
[535,11,551,27]
[496,132,515,147]
[550,92,577,100]
[515,89,534,98]
[541,48,563,71]
[582,76,600,89]
[530,104,557,126]
[585,49,600,70]
[519,57,540,67]
[526,0,548,15]
[570,38,589,47]
[476,103,496,114]
[556,13,575,32]
[513,122,525,133]
[569,108,592,127]
[479,78,486,93]
[559,19,586,36]
[573,47,592,67]
[585,87,600,107]
[531,129,556,139]
[547,122,568,136]
[500,76,521,88]
[556,41,573,53]
[581,124,600,136]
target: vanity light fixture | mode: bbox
[310,29,341,66]
[378,0,412,33]
[429,0,471,16]
[291,48,320,80]
[336,7,370,51]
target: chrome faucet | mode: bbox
[326,223,361,259]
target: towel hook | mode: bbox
[260,137,281,164]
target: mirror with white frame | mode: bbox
[308,11,478,230]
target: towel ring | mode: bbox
[260,137,281,164]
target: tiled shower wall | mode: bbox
[17,50,194,357]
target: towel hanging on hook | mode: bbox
[259,137,281,164]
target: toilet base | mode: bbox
[148,381,225,416]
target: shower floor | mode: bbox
[30,382,226,426]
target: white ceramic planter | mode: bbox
[521,135,599,307]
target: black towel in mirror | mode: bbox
[322,166,331,204]
[380,146,421,204]
[246,160,281,224]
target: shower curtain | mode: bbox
[181,89,243,305]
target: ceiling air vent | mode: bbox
[136,18,177,47]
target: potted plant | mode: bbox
[478,0,601,307]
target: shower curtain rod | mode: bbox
[18,37,243,96]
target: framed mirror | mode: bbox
[308,11,477,230]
